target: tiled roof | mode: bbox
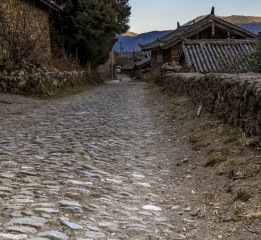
[141,12,256,51]
[122,58,151,70]
[136,58,151,68]
[182,39,256,73]
[122,62,136,70]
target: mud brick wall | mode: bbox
[159,72,261,140]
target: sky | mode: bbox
[128,0,261,33]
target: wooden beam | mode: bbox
[212,21,215,36]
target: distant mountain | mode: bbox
[218,15,261,24]
[236,23,261,34]
[122,31,138,37]
[114,15,261,52]
[114,30,172,52]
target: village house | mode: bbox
[0,0,63,64]
[141,7,257,73]
[114,51,147,67]
[122,57,151,79]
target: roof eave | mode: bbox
[141,42,161,51]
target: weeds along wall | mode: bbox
[159,72,261,141]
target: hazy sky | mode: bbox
[128,0,261,33]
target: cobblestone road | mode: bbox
[0,80,183,240]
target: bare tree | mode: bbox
[0,0,50,64]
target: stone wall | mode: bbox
[159,72,261,141]
[0,62,87,95]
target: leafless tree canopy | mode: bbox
[0,1,50,64]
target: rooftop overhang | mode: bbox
[136,58,151,68]
[140,42,160,52]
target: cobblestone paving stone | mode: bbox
[0,80,180,239]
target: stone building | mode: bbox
[0,0,62,64]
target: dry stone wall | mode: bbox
[0,62,87,95]
[159,72,261,141]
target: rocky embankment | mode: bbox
[158,72,261,143]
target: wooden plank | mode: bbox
[212,21,215,36]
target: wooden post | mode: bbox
[212,21,215,37]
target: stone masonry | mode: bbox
[159,72,261,142]
[0,62,86,95]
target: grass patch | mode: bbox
[234,188,250,202]
[188,134,202,143]
[220,148,232,157]
[204,155,227,167]
[233,205,243,217]
[221,125,234,135]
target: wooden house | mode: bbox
[122,57,151,79]
[141,7,257,73]
[0,0,63,64]
[114,51,147,67]
[135,57,151,78]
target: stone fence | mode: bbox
[159,72,261,141]
[0,63,88,95]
